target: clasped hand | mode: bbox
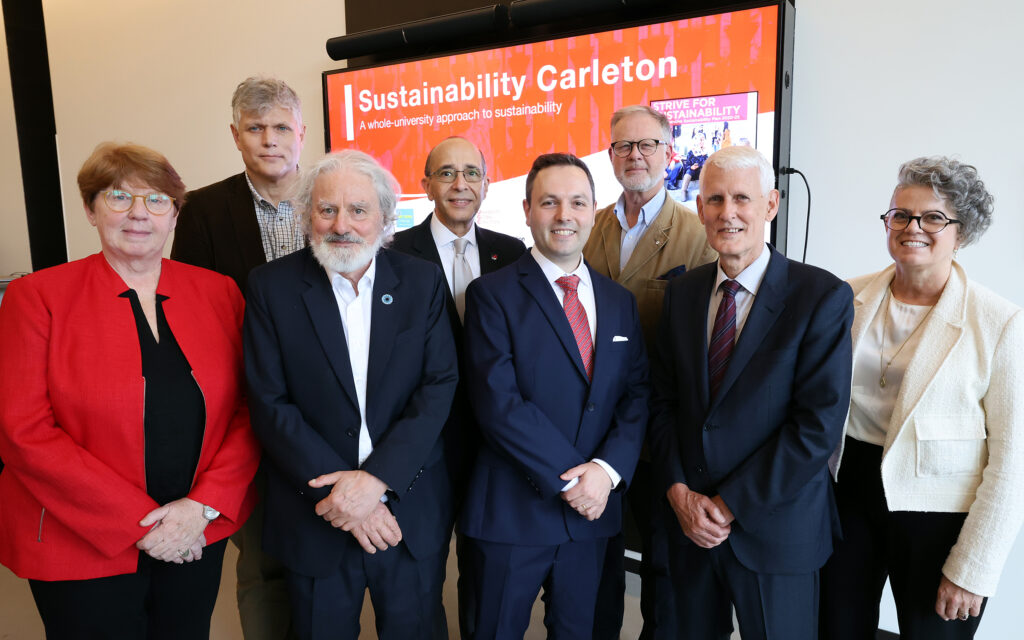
[561,461,613,521]
[666,483,733,548]
[136,497,209,563]
[309,470,401,553]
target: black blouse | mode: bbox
[120,289,205,506]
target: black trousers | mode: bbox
[29,539,227,640]
[286,541,444,640]
[820,436,986,640]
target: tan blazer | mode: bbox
[831,262,1024,596]
[583,194,717,349]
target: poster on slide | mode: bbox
[323,6,779,242]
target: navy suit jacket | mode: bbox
[390,215,526,490]
[649,245,853,574]
[171,172,267,298]
[244,247,458,577]
[459,253,650,545]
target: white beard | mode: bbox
[311,231,383,275]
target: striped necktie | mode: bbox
[708,279,742,398]
[555,275,593,379]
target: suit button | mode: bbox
[346,429,357,438]
[586,403,596,412]
[695,465,704,474]
[703,424,712,432]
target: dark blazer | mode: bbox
[171,172,266,297]
[243,247,459,577]
[649,245,853,574]
[389,214,526,488]
[458,253,650,545]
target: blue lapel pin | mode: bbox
[382,294,393,305]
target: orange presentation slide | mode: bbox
[324,6,779,239]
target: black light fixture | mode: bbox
[326,5,509,61]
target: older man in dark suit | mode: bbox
[390,136,525,638]
[170,75,306,640]
[244,150,458,640]
[649,146,853,640]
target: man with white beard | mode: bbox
[243,150,459,640]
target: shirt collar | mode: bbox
[243,171,272,206]
[530,246,592,289]
[329,255,377,302]
[613,187,667,232]
[714,243,771,296]
[429,212,475,248]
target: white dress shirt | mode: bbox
[613,188,667,270]
[328,258,376,466]
[529,247,620,490]
[430,213,481,293]
[705,243,772,346]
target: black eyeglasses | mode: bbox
[429,168,485,183]
[609,139,668,157]
[880,209,962,234]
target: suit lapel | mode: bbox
[690,267,717,411]
[619,199,673,283]
[598,215,623,280]
[710,249,786,408]
[300,252,359,408]
[230,173,270,270]
[519,257,590,382]
[476,226,507,275]
[366,252,400,436]
[886,264,966,440]
[589,267,618,388]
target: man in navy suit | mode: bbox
[460,153,649,638]
[244,150,458,640]
[390,136,526,638]
[649,146,853,640]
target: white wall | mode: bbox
[18,0,1024,636]
[0,9,32,277]
[788,1,1024,635]
[41,0,347,260]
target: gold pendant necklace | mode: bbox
[879,287,935,388]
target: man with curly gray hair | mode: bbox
[245,150,459,640]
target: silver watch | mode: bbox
[202,505,220,521]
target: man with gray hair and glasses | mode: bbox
[171,75,306,639]
[245,150,458,639]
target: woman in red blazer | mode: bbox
[0,143,259,639]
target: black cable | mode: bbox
[781,167,811,263]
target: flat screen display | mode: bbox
[324,5,781,244]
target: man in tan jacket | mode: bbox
[583,105,716,640]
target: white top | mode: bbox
[705,243,772,346]
[613,187,667,270]
[430,213,480,293]
[529,247,619,489]
[848,293,932,445]
[328,258,376,466]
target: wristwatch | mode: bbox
[202,505,220,521]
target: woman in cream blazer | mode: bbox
[820,156,1024,640]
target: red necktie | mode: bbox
[555,275,594,379]
[708,279,741,398]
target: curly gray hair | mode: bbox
[292,150,400,243]
[895,156,993,247]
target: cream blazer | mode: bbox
[830,262,1024,596]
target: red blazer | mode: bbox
[0,253,259,580]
